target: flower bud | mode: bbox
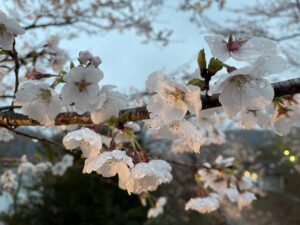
[78,50,93,64]
[25,69,51,80]
[90,56,102,67]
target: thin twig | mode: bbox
[0,95,14,98]
[9,40,20,110]
[3,125,62,146]
[166,160,201,169]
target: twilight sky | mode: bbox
[59,0,247,92]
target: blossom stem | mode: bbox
[9,40,20,111]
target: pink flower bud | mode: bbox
[90,56,102,67]
[25,69,51,80]
[78,50,93,64]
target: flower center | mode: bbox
[169,122,181,132]
[227,35,248,52]
[0,23,6,34]
[74,79,91,92]
[163,89,184,104]
[229,75,250,89]
[39,88,52,103]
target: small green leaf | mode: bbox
[55,76,65,83]
[119,111,129,123]
[124,128,135,140]
[0,49,9,55]
[70,62,75,69]
[194,174,201,184]
[208,57,223,76]
[197,49,206,76]
[187,78,205,90]
[106,116,118,127]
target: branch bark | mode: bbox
[0,78,299,127]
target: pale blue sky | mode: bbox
[59,0,245,92]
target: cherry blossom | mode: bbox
[83,150,134,193]
[63,127,102,158]
[15,81,62,125]
[146,71,201,124]
[185,194,220,214]
[272,94,300,136]
[78,51,101,67]
[124,159,172,194]
[210,55,286,117]
[35,162,53,173]
[51,154,74,176]
[61,66,103,114]
[237,108,271,129]
[17,155,36,174]
[223,187,239,202]
[147,197,167,218]
[223,177,254,205]
[204,34,277,62]
[159,119,203,153]
[198,163,230,193]
[0,128,14,142]
[0,170,18,194]
[78,50,93,64]
[91,85,128,124]
[237,192,256,209]
[45,36,68,72]
[0,11,25,50]
[25,69,52,80]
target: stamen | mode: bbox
[39,89,52,103]
[74,79,91,92]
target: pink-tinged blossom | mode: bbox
[91,56,102,67]
[205,34,277,62]
[25,69,52,80]
[78,50,93,64]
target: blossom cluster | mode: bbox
[205,34,300,135]
[0,154,74,196]
[63,127,173,195]
[185,155,256,214]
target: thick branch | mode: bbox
[0,79,299,127]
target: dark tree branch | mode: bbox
[0,79,299,127]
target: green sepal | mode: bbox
[207,57,223,76]
[187,78,205,90]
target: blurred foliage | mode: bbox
[0,161,147,225]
